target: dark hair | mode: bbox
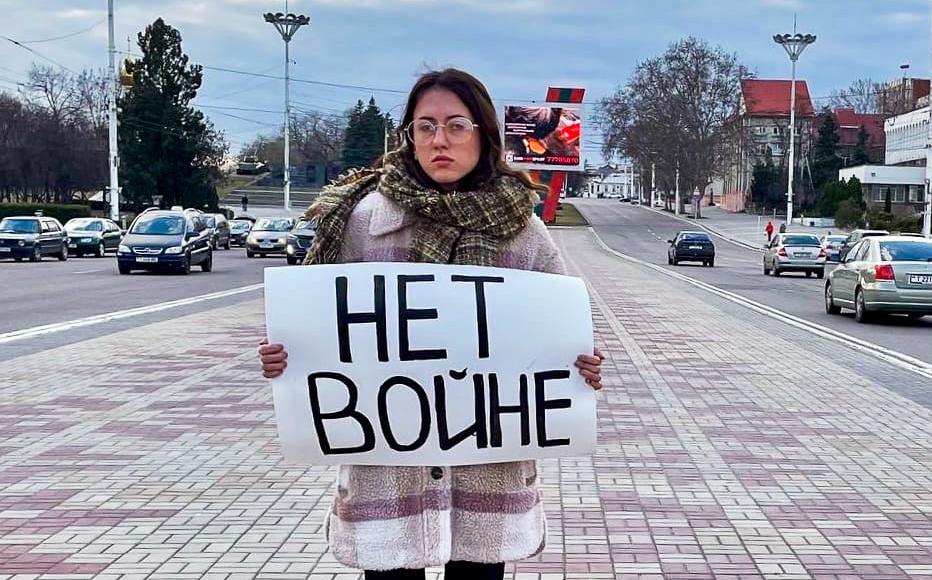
[390,68,544,193]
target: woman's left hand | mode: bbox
[575,348,605,391]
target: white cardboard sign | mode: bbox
[265,262,595,466]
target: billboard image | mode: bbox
[503,105,583,171]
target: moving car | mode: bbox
[229,219,253,246]
[819,234,848,262]
[825,236,932,323]
[838,229,889,262]
[0,215,68,262]
[117,209,212,275]
[245,217,295,258]
[668,231,715,267]
[286,218,317,265]
[64,217,122,257]
[203,213,231,250]
[763,233,826,278]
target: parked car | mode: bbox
[838,229,889,262]
[819,234,848,262]
[64,217,122,257]
[286,218,317,265]
[203,213,231,250]
[0,215,68,262]
[117,209,212,275]
[825,236,932,323]
[763,233,826,278]
[245,217,295,258]
[668,231,715,267]
[229,219,253,246]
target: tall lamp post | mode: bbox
[264,9,309,212]
[773,29,816,228]
[107,0,120,224]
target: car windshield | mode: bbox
[65,219,102,232]
[254,218,292,231]
[230,221,251,231]
[130,215,185,235]
[0,218,39,234]
[681,233,710,242]
[825,236,847,243]
[294,219,316,231]
[783,235,820,246]
[879,241,932,262]
[203,216,216,227]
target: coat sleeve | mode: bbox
[524,215,567,275]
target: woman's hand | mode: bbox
[259,338,288,379]
[575,348,604,391]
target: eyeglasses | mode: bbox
[405,117,478,145]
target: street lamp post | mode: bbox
[107,0,120,224]
[264,9,310,212]
[773,29,816,228]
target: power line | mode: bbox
[0,34,77,74]
[19,18,107,44]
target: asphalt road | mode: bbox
[572,198,932,365]
[0,246,274,335]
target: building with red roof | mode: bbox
[825,108,885,165]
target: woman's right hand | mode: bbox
[259,338,288,379]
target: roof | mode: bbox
[740,79,815,117]
[832,108,885,148]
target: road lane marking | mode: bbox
[0,284,264,345]
[636,205,765,252]
[72,269,106,274]
[588,227,932,381]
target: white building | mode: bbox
[884,105,929,166]
[584,163,636,198]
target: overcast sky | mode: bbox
[1,0,930,163]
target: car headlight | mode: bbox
[286,244,294,254]
[277,238,286,244]
[165,246,184,254]
[118,244,131,253]
[247,235,256,244]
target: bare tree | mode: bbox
[827,78,881,114]
[595,36,750,216]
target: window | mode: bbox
[893,187,906,203]
[879,241,932,261]
[41,221,51,233]
[772,126,780,135]
[854,241,871,262]
[871,185,885,203]
[909,185,924,203]
[756,126,766,135]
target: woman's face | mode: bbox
[410,87,481,190]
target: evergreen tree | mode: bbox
[118,19,226,210]
[750,158,782,209]
[340,97,389,169]
[810,112,842,193]
[852,125,871,165]
[884,187,892,213]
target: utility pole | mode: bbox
[925,1,932,237]
[265,6,310,212]
[675,162,681,216]
[774,21,816,229]
[651,162,656,208]
[107,0,120,224]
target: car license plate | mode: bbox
[793,252,810,258]
[260,242,273,248]
[909,274,932,286]
[136,257,158,263]
[68,244,77,248]
[0,247,9,253]
[689,245,702,250]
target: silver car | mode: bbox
[763,233,827,278]
[824,235,932,323]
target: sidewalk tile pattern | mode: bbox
[1,228,932,579]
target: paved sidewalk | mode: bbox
[3,228,932,579]
[647,205,847,250]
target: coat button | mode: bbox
[430,467,444,480]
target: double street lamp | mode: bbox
[773,30,816,227]
[265,11,310,212]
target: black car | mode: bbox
[64,217,123,257]
[117,210,212,275]
[0,215,68,262]
[229,219,253,246]
[204,214,231,250]
[668,231,715,267]
[286,218,317,264]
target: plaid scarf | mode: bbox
[303,151,537,267]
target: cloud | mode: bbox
[54,8,101,19]
[883,11,925,27]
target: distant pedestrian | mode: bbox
[779,222,787,233]
[241,195,249,213]
[765,220,774,242]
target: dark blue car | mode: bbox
[117,210,212,275]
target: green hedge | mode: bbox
[0,203,91,223]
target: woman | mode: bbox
[259,68,604,579]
